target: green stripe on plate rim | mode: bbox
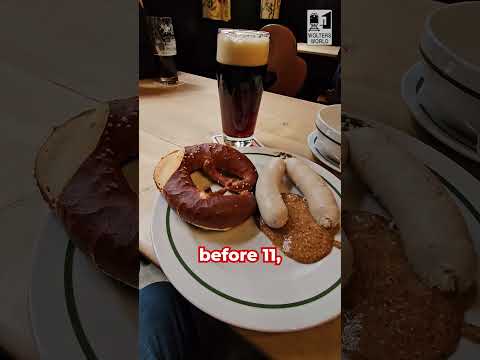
[166,152,341,308]
[64,241,99,360]
[60,152,480,353]
[429,167,480,224]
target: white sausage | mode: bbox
[255,158,289,228]
[285,158,339,229]
[348,127,477,292]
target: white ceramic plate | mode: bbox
[151,147,341,332]
[30,215,137,360]
[401,62,480,162]
[343,120,480,358]
[307,131,341,173]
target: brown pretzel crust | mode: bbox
[56,98,138,287]
[163,144,258,230]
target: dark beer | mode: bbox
[217,63,267,138]
[216,30,270,146]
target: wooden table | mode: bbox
[139,73,340,360]
[297,43,340,58]
[0,62,98,359]
[0,3,137,357]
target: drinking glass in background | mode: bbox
[216,29,270,147]
[145,16,178,85]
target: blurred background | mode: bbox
[140,0,341,103]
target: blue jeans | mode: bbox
[140,282,196,360]
[139,282,269,360]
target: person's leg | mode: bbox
[0,346,13,359]
[189,307,270,360]
[139,280,269,360]
[139,282,198,360]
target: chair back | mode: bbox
[260,24,307,97]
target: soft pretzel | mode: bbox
[35,98,139,287]
[155,144,258,230]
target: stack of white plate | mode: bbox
[402,1,480,162]
[308,104,341,172]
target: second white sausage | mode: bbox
[286,158,340,230]
[347,127,477,292]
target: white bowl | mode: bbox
[419,2,480,151]
[314,105,341,163]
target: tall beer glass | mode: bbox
[146,16,178,85]
[216,29,270,147]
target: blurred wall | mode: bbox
[0,0,138,101]
[342,0,441,131]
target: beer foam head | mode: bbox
[216,29,270,67]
